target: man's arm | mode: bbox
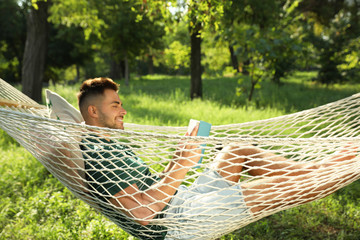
[161,130,193,176]
[109,126,201,225]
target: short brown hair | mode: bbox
[78,77,119,112]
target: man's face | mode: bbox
[96,89,127,130]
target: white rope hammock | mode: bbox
[0,78,359,240]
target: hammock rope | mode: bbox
[0,78,359,240]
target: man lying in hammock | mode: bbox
[78,77,358,240]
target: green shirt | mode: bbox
[81,136,166,240]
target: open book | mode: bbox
[187,119,212,168]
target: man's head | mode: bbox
[78,77,127,130]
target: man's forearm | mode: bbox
[114,158,195,225]
[160,153,182,177]
[112,142,201,225]
[142,158,195,210]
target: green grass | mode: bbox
[1,72,360,239]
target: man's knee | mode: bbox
[220,144,262,158]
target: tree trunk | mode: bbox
[229,45,239,73]
[190,24,202,100]
[75,64,80,82]
[242,44,250,75]
[147,54,154,75]
[21,1,49,103]
[248,80,256,101]
[110,58,123,80]
[242,59,250,75]
[124,52,129,86]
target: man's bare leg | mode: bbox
[214,144,358,214]
[214,145,319,183]
[241,166,358,214]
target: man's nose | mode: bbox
[121,107,127,115]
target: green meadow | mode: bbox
[1,72,360,239]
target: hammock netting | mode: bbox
[0,78,359,240]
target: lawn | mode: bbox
[0,72,359,239]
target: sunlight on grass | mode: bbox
[122,91,285,126]
[2,73,360,239]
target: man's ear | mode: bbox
[87,105,98,118]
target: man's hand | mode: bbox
[161,125,201,177]
[110,125,203,225]
[174,124,202,166]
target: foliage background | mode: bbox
[1,0,360,239]
[1,72,360,239]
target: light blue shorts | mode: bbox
[163,170,252,240]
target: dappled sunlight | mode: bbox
[4,73,360,239]
[43,73,360,127]
[120,89,285,127]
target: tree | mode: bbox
[183,0,226,99]
[102,0,166,85]
[21,0,49,103]
[0,0,26,82]
[46,24,94,82]
[225,1,304,101]
[220,0,283,76]
[188,2,202,99]
[235,24,270,101]
[49,0,166,85]
[298,0,360,84]
[153,16,191,75]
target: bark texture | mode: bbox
[21,1,49,103]
[190,25,202,100]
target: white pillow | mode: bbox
[44,89,86,188]
[45,89,84,123]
